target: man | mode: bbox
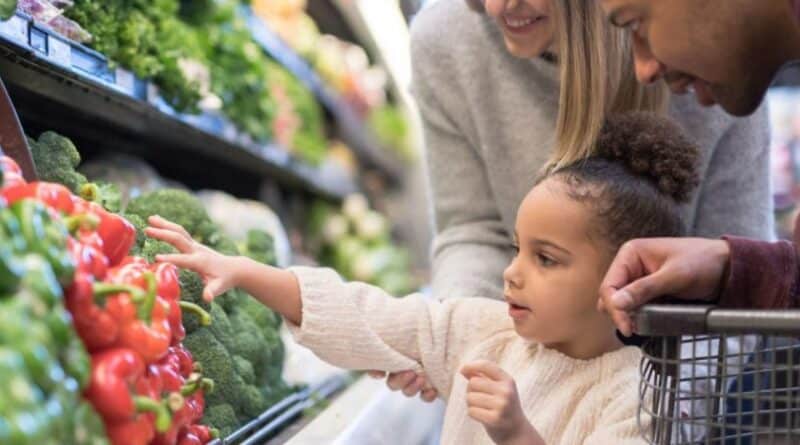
[596,0,800,337]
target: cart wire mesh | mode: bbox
[635,305,800,445]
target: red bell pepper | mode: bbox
[173,345,195,379]
[0,156,25,188]
[72,198,136,266]
[105,413,158,445]
[85,348,171,430]
[1,181,76,214]
[188,425,218,444]
[66,272,124,351]
[176,431,202,445]
[153,372,214,445]
[107,269,172,363]
[67,237,109,280]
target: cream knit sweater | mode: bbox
[286,267,648,445]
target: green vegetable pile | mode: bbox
[0,172,108,445]
[307,195,415,296]
[66,0,203,112]
[27,131,293,437]
[124,189,292,436]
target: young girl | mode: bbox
[145,112,700,445]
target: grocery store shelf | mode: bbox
[0,11,358,201]
[209,373,350,445]
[243,6,406,185]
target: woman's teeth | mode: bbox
[504,16,535,28]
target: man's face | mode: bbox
[598,0,798,116]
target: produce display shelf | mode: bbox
[243,6,406,185]
[0,11,358,201]
[209,374,350,445]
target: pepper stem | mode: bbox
[210,428,220,439]
[93,282,146,306]
[179,301,212,326]
[64,213,100,234]
[133,396,171,433]
[166,392,185,413]
[136,271,158,323]
[180,377,214,396]
[78,183,100,203]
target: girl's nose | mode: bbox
[503,259,522,289]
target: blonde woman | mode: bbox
[374,0,773,404]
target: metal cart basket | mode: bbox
[636,305,800,445]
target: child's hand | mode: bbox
[461,360,542,445]
[145,215,239,302]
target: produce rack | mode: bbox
[0,10,359,202]
[208,374,350,445]
[242,6,406,185]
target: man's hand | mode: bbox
[461,361,543,445]
[368,371,438,402]
[598,237,730,336]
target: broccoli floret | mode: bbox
[29,132,89,193]
[140,238,177,264]
[206,302,235,350]
[239,295,282,330]
[178,269,214,334]
[216,288,249,314]
[240,384,268,419]
[209,232,240,257]
[183,329,247,408]
[0,1,17,21]
[233,355,255,385]
[125,189,213,239]
[202,403,239,438]
[239,229,277,266]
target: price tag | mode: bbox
[48,37,71,67]
[115,68,135,95]
[0,15,28,45]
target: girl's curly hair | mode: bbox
[543,112,700,251]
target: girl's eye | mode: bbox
[537,253,556,268]
[627,20,642,35]
[510,243,520,255]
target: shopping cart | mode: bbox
[635,305,800,445]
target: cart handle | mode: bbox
[634,304,800,336]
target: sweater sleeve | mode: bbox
[718,236,800,308]
[409,19,512,300]
[285,267,512,397]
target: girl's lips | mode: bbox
[508,302,532,320]
[502,14,546,36]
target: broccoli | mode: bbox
[216,287,248,314]
[29,132,89,193]
[233,355,255,385]
[209,232,240,257]
[239,384,268,419]
[206,302,235,351]
[178,268,210,328]
[182,329,247,408]
[125,189,213,240]
[238,229,277,266]
[202,403,239,438]
[140,238,177,264]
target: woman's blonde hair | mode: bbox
[464,0,670,170]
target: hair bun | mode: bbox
[595,112,700,203]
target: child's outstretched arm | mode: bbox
[145,215,303,325]
[147,215,513,399]
[461,361,544,445]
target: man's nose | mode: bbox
[632,35,665,84]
